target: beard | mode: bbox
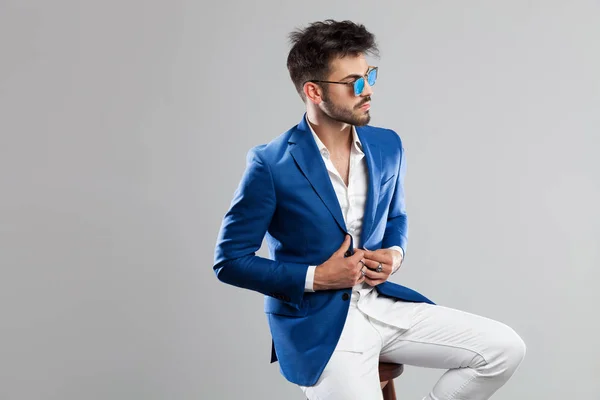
[321,89,371,126]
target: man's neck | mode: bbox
[306,110,353,153]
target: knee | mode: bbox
[506,329,526,366]
[493,327,526,377]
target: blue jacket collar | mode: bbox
[288,114,382,246]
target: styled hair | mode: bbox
[286,19,379,101]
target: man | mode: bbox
[213,19,525,400]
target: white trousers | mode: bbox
[300,297,526,400]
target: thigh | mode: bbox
[379,303,522,369]
[300,307,384,400]
[300,348,383,400]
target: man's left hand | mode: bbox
[360,248,403,286]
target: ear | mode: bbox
[303,82,323,105]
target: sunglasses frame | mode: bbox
[305,66,378,96]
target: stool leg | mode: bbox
[381,379,397,400]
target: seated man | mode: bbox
[213,19,526,400]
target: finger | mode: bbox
[365,250,393,264]
[356,272,366,284]
[362,267,384,279]
[360,258,378,270]
[349,249,365,263]
[365,277,385,286]
[355,269,367,285]
[362,258,388,273]
[362,249,387,263]
[356,267,364,280]
[335,235,352,256]
[357,259,370,272]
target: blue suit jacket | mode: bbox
[213,115,434,386]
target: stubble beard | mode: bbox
[321,90,371,126]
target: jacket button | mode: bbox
[344,250,352,257]
[342,293,350,301]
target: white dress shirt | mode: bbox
[303,117,406,318]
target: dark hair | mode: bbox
[287,19,379,101]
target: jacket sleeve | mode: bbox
[213,147,308,306]
[381,133,409,256]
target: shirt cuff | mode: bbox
[305,265,317,292]
[388,245,404,258]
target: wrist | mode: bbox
[390,250,403,273]
[313,265,327,291]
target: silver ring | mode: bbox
[376,263,383,273]
[359,259,367,267]
[361,268,366,276]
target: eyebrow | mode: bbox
[338,67,371,81]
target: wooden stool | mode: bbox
[379,362,404,400]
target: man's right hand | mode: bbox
[313,235,366,291]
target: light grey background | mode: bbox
[1,1,599,399]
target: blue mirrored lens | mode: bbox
[367,69,377,86]
[354,77,365,96]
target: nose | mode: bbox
[361,80,373,97]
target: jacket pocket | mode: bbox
[264,296,309,317]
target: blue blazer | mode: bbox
[213,115,434,386]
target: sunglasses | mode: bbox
[306,66,378,96]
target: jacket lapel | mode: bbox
[356,126,381,248]
[288,116,347,232]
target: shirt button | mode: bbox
[342,293,350,301]
[320,149,329,158]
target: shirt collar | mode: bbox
[305,115,364,156]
